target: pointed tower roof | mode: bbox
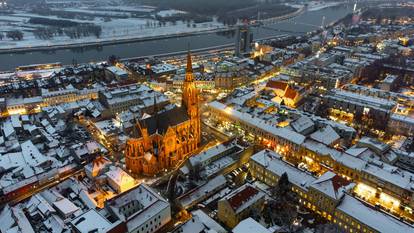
[153,94,159,133]
[186,50,193,74]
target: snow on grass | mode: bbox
[156,9,187,17]
[97,5,156,13]
[12,12,95,23]
[307,1,343,11]
[284,1,342,12]
[52,7,133,17]
[0,8,225,50]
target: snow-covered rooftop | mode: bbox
[290,116,314,134]
[53,198,80,216]
[338,195,414,233]
[108,184,170,231]
[310,125,340,146]
[71,209,113,233]
[232,217,271,233]
[106,66,128,77]
[209,101,305,145]
[188,139,242,167]
[220,183,265,214]
[251,150,316,190]
[178,175,227,209]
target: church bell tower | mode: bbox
[182,50,201,144]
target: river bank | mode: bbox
[0,4,353,71]
[0,5,306,54]
[0,27,235,54]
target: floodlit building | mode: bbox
[250,150,414,233]
[125,51,201,175]
[265,79,305,107]
[106,166,136,193]
[323,89,396,126]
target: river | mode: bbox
[0,5,352,71]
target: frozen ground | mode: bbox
[285,1,343,12]
[0,6,224,50]
[156,9,186,17]
[307,1,343,11]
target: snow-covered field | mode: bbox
[156,9,186,17]
[96,5,156,13]
[285,1,343,12]
[307,1,343,11]
[0,6,225,50]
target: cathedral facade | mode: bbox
[125,52,201,175]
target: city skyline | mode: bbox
[1,1,414,233]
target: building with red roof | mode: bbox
[217,183,265,228]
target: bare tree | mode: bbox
[265,172,300,232]
[107,55,119,66]
[189,161,202,181]
[6,30,24,40]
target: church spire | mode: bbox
[185,50,193,82]
[186,50,193,73]
[153,94,159,134]
[182,49,198,113]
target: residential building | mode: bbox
[250,150,414,233]
[105,66,129,80]
[217,183,265,228]
[172,209,227,233]
[98,83,168,116]
[106,184,171,233]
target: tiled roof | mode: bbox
[284,87,298,99]
[266,80,288,91]
[228,186,259,211]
